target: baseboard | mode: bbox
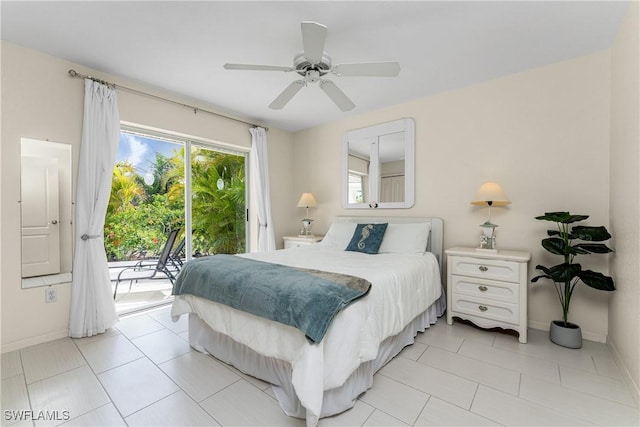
[607,338,640,407]
[528,320,607,343]
[1,329,69,354]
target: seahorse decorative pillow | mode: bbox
[345,223,388,254]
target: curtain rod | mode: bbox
[68,69,267,131]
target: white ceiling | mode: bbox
[1,1,629,132]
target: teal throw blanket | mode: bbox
[172,254,371,343]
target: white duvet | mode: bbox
[171,245,442,425]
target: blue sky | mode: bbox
[117,133,181,176]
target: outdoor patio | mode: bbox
[109,261,175,315]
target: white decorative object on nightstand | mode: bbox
[283,235,324,249]
[445,246,531,343]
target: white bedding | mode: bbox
[171,244,442,425]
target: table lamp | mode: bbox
[296,192,317,236]
[471,182,511,251]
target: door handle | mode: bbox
[478,265,488,272]
[51,220,58,224]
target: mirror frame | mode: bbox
[342,118,415,209]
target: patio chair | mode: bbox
[135,236,185,275]
[112,229,179,299]
[169,238,185,269]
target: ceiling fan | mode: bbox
[223,21,401,112]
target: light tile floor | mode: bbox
[2,306,638,426]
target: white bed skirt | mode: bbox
[188,293,445,423]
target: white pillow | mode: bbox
[318,222,357,249]
[378,222,431,254]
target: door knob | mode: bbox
[51,220,58,224]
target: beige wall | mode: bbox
[293,51,612,341]
[0,42,294,351]
[609,2,640,403]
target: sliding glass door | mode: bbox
[106,129,247,313]
[190,144,246,258]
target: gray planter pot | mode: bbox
[549,320,582,349]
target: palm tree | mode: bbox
[142,152,176,196]
[107,162,145,215]
[165,147,245,255]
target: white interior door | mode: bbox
[21,156,61,277]
[380,175,405,203]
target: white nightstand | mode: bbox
[445,246,531,343]
[283,235,324,249]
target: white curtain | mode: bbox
[249,127,276,252]
[69,80,120,338]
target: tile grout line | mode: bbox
[414,333,631,423]
[376,366,477,413]
[196,377,244,423]
[519,372,639,425]
[70,335,129,425]
[464,382,508,426]
[122,388,183,422]
[416,345,528,397]
[79,325,175,424]
[410,394,431,426]
[557,364,638,408]
[18,349,36,427]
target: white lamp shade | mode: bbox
[296,192,317,208]
[471,182,511,206]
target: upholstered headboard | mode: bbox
[334,216,444,277]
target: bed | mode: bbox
[171,216,445,426]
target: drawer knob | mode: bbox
[478,305,488,312]
[478,285,488,292]
[478,265,488,272]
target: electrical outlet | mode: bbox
[45,287,57,303]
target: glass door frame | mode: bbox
[120,125,250,263]
[184,139,250,263]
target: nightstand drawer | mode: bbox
[283,235,324,249]
[284,240,311,249]
[450,256,521,283]
[451,294,519,325]
[451,276,519,304]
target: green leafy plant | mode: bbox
[532,212,615,326]
[104,146,245,261]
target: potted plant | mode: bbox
[532,212,615,348]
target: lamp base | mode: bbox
[300,218,313,236]
[478,231,496,251]
[475,247,498,253]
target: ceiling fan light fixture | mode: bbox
[223,20,400,111]
[305,70,321,84]
[294,52,332,77]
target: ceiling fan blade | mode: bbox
[224,63,292,72]
[319,80,355,112]
[301,21,327,64]
[269,80,305,110]
[332,62,401,77]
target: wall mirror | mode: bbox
[342,118,415,209]
[20,138,73,288]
